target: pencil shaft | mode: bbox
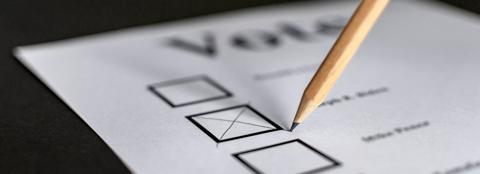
[293,0,389,123]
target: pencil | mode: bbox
[290,0,389,131]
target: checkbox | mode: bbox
[233,139,341,174]
[186,105,282,143]
[148,75,232,107]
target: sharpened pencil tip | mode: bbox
[289,122,299,132]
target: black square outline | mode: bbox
[232,139,341,174]
[148,75,233,107]
[186,105,282,143]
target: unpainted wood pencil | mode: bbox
[290,0,389,131]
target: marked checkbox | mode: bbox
[148,75,232,107]
[186,105,282,143]
[233,139,340,174]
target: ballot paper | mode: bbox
[14,1,480,174]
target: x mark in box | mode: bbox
[186,105,282,143]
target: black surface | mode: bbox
[0,0,479,173]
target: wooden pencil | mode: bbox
[290,0,389,131]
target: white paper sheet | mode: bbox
[14,1,480,173]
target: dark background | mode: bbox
[1,0,479,173]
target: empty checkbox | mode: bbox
[148,75,232,107]
[233,139,340,174]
